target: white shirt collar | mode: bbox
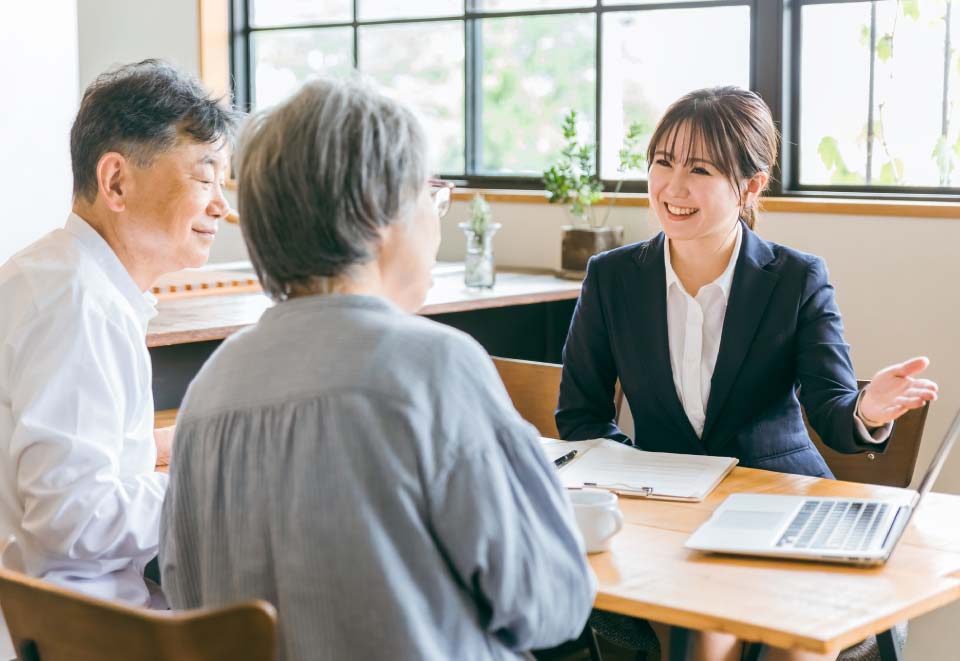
[64,213,158,324]
[664,222,743,301]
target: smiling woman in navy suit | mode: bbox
[558,86,939,661]
[558,86,938,478]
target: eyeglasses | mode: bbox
[429,179,455,218]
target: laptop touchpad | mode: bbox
[715,510,786,530]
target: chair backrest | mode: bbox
[803,380,930,488]
[492,357,623,438]
[491,358,925,486]
[0,569,277,661]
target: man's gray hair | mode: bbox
[71,59,240,202]
[237,77,430,300]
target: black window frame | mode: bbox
[230,0,960,201]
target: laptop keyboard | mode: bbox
[776,500,889,552]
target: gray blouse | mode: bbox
[159,294,595,661]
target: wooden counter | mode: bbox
[147,269,582,348]
[147,268,583,410]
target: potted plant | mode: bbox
[543,111,644,277]
[458,194,501,288]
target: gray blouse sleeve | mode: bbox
[426,339,596,651]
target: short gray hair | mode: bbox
[237,77,430,300]
[71,59,240,203]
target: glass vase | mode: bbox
[459,222,501,288]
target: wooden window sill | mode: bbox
[223,187,959,223]
[451,189,960,219]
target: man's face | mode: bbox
[120,137,230,275]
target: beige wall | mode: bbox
[76,0,199,90]
[0,1,78,263]
[72,1,960,655]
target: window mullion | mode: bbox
[465,1,482,175]
[753,0,784,195]
[231,0,252,111]
[352,0,360,67]
[594,5,603,182]
[865,1,877,185]
[940,2,953,187]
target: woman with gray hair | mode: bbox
[159,77,595,661]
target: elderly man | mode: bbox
[0,60,237,651]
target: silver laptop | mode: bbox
[685,408,960,566]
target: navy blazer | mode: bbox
[556,222,888,478]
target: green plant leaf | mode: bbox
[901,0,920,21]
[468,194,493,235]
[877,34,894,62]
[878,161,897,184]
[860,24,870,48]
[818,136,842,170]
[617,120,649,173]
[819,135,865,185]
[543,108,603,223]
[876,158,905,185]
[562,110,578,140]
[933,135,954,184]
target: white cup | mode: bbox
[569,490,624,553]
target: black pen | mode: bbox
[553,449,577,468]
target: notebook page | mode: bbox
[558,439,736,500]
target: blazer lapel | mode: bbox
[701,224,779,443]
[629,234,703,450]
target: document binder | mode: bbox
[540,438,737,502]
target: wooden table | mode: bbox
[590,467,960,657]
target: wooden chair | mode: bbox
[491,358,929,488]
[803,380,930,488]
[491,357,623,438]
[154,409,178,428]
[0,569,277,661]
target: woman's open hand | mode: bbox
[859,357,938,426]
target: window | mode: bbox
[231,0,960,199]
[797,0,959,193]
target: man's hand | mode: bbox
[859,357,938,426]
[154,425,175,468]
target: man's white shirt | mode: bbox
[664,223,889,442]
[0,213,167,650]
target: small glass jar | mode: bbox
[459,222,502,288]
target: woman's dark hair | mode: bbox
[645,86,778,229]
[70,59,239,203]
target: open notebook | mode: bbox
[540,438,738,502]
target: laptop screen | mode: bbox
[915,407,960,504]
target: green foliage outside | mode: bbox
[820,0,957,187]
[480,14,596,174]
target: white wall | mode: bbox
[0,1,78,263]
